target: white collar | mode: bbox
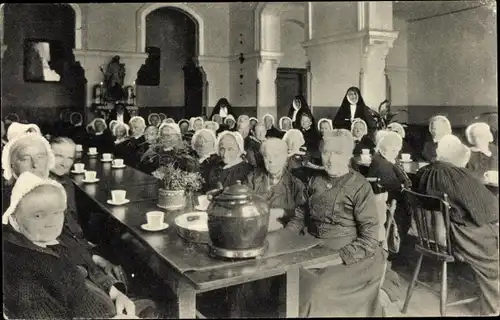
[163,147,174,152]
[222,158,243,170]
[470,146,492,157]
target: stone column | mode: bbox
[360,31,398,109]
[256,51,282,119]
[195,55,230,111]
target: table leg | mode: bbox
[176,280,197,319]
[286,268,300,318]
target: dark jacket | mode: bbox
[421,139,437,162]
[112,138,136,166]
[266,126,284,139]
[3,225,116,319]
[287,169,380,265]
[367,153,412,197]
[466,147,498,178]
[353,135,375,156]
[246,169,306,227]
[301,127,321,157]
[332,86,377,136]
[88,130,114,153]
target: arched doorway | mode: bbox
[137,6,204,119]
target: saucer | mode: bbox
[194,205,209,211]
[107,199,130,206]
[82,178,100,183]
[71,170,85,174]
[101,158,113,162]
[87,152,98,156]
[400,159,413,163]
[112,164,126,169]
[141,223,169,232]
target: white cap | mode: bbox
[216,131,246,155]
[7,122,42,141]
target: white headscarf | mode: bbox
[2,133,55,181]
[7,122,42,141]
[188,117,197,131]
[109,120,118,134]
[375,131,402,156]
[129,116,146,128]
[3,171,66,247]
[249,117,259,123]
[429,115,452,142]
[279,116,293,131]
[159,122,181,136]
[436,134,471,167]
[191,129,217,160]
[148,113,160,126]
[165,118,175,124]
[113,122,130,139]
[204,121,220,132]
[282,129,306,156]
[465,122,493,146]
[191,117,205,132]
[216,131,246,156]
[90,118,107,133]
[387,122,406,139]
[351,118,368,140]
[262,114,275,127]
[224,115,236,127]
[317,118,333,132]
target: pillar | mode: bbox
[195,55,230,112]
[256,51,283,119]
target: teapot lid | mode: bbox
[215,181,251,201]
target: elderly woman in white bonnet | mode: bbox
[278,116,293,132]
[387,122,414,155]
[205,131,253,191]
[317,118,333,137]
[351,118,375,156]
[421,115,452,162]
[191,129,221,192]
[204,120,219,134]
[147,113,161,127]
[414,135,499,315]
[465,122,498,177]
[262,113,283,138]
[3,172,156,319]
[286,129,385,317]
[88,118,113,153]
[129,116,146,142]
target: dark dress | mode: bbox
[113,138,136,166]
[206,161,253,191]
[265,125,283,139]
[107,109,131,126]
[466,147,498,178]
[400,139,414,156]
[198,154,223,193]
[286,170,384,317]
[413,161,499,315]
[421,139,437,162]
[332,86,377,136]
[68,125,88,146]
[353,135,375,156]
[210,98,235,121]
[88,131,114,154]
[128,135,147,167]
[301,127,321,158]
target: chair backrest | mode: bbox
[402,188,453,257]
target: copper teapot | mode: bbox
[206,181,270,258]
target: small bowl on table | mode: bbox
[175,212,210,244]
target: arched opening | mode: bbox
[136,7,204,119]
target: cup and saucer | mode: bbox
[141,211,169,231]
[71,163,86,174]
[111,159,126,169]
[107,190,130,206]
[87,148,98,157]
[101,153,113,162]
[82,171,99,183]
[194,195,210,211]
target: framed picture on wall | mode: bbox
[24,39,66,83]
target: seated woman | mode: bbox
[249,117,258,134]
[191,129,221,193]
[317,118,333,137]
[368,131,413,242]
[299,113,321,161]
[147,113,161,128]
[204,120,219,135]
[286,129,385,317]
[237,115,250,126]
[465,122,498,177]
[3,172,157,319]
[413,134,499,315]
[128,116,147,164]
[137,125,159,159]
[88,118,113,153]
[421,115,452,162]
[165,118,175,124]
[278,116,293,133]
[387,122,414,156]
[237,120,263,169]
[263,114,283,138]
[216,115,237,136]
[282,129,312,183]
[253,123,267,144]
[68,112,87,146]
[139,123,197,175]
[206,131,253,191]
[109,120,118,135]
[178,119,190,135]
[351,118,375,156]
[112,122,135,166]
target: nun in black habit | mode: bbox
[333,87,377,137]
[288,95,313,129]
[210,98,235,122]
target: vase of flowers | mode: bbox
[152,163,203,211]
[371,100,408,130]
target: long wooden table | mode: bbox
[71,155,341,318]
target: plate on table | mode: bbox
[175,212,209,243]
[82,178,100,183]
[87,152,98,157]
[112,164,126,169]
[71,170,85,174]
[141,223,169,232]
[107,199,130,206]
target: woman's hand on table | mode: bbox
[109,286,136,317]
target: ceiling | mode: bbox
[393,1,485,21]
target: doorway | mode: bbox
[276,68,307,120]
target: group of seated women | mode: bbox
[1,86,498,317]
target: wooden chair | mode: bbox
[401,189,478,316]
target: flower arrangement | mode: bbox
[152,163,203,192]
[372,100,408,130]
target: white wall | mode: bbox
[312,2,358,38]
[386,17,408,108]
[407,6,497,107]
[280,5,307,69]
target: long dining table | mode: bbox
[71,152,341,318]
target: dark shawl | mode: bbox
[210,98,234,120]
[466,147,498,178]
[301,127,321,157]
[353,135,375,156]
[198,153,223,193]
[112,138,136,166]
[107,106,131,126]
[68,125,88,147]
[420,139,437,162]
[243,136,264,169]
[367,153,412,196]
[206,161,253,191]
[413,161,499,226]
[87,130,114,153]
[332,86,377,135]
[266,126,284,139]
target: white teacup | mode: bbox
[75,144,83,152]
[146,211,165,229]
[89,147,97,155]
[74,163,85,173]
[112,159,124,167]
[197,195,210,209]
[484,170,498,184]
[361,149,370,155]
[84,170,97,181]
[361,154,371,163]
[401,153,411,161]
[111,190,127,203]
[102,153,113,161]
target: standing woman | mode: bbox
[210,98,235,122]
[286,129,385,317]
[288,95,313,129]
[351,118,375,156]
[333,87,377,136]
